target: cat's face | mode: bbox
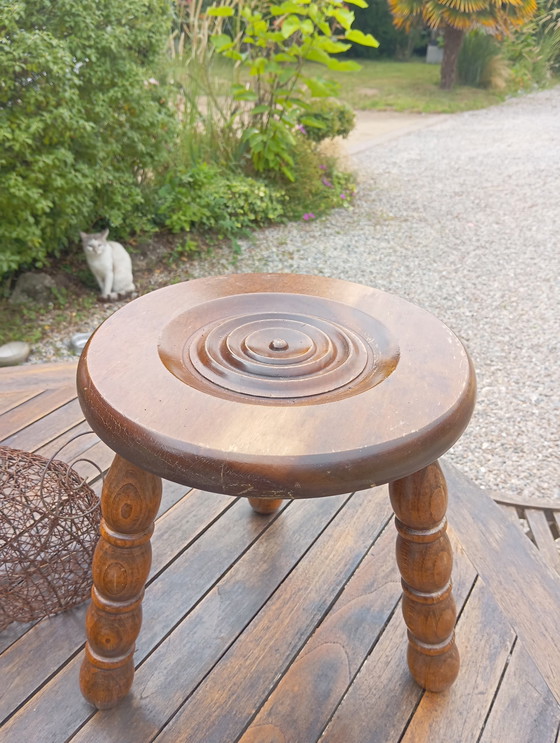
[80,229,109,255]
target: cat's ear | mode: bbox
[79,232,87,240]
[101,229,109,240]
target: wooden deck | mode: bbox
[1,362,560,743]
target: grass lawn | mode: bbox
[211,56,513,114]
[310,58,510,114]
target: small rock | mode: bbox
[9,272,56,305]
[69,332,92,354]
[0,341,31,366]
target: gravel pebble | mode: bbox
[28,88,560,502]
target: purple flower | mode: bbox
[340,193,346,199]
[321,177,333,188]
[296,124,307,135]
[302,213,315,221]
[318,164,327,171]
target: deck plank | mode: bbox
[2,491,354,742]
[34,421,98,460]
[479,642,560,743]
[525,509,560,575]
[492,490,560,512]
[401,579,515,743]
[0,487,232,726]
[0,620,39,655]
[444,461,560,706]
[2,362,560,743]
[1,392,80,447]
[319,535,477,743]
[0,361,77,391]
[321,609,420,743]
[236,521,400,743]
[0,389,42,417]
[74,490,390,743]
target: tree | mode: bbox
[387,0,537,89]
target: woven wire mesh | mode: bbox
[0,446,101,631]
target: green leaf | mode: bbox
[315,37,352,53]
[333,8,354,29]
[303,76,337,96]
[344,0,368,6]
[345,29,379,47]
[300,19,314,34]
[254,19,268,34]
[304,47,333,65]
[232,86,258,101]
[281,165,295,181]
[224,49,244,61]
[207,5,235,16]
[299,115,326,127]
[326,57,362,71]
[264,31,286,43]
[211,33,233,50]
[271,2,307,14]
[281,15,301,38]
[250,57,268,74]
[273,52,295,62]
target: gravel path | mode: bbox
[186,86,560,502]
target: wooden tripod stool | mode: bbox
[77,273,476,709]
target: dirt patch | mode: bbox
[0,231,230,362]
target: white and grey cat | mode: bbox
[80,229,136,302]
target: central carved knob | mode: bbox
[269,338,289,351]
[158,296,400,404]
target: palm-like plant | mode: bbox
[388,0,537,88]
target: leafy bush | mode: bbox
[297,100,356,142]
[275,139,356,220]
[457,32,500,87]
[0,0,176,276]
[504,0,560,87]
[156,164,287,235]
[208,0,378,180]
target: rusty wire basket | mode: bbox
[0,444,101,631]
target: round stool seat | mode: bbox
[78,273,477,710]
[78,273,475,498]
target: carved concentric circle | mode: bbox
[158,293,400,404]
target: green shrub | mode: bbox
[504,0,560,87]
[297,100,356,143]
[0,0,176,276]
[274,139,356,220]
[208,0,378,181]
[457,31,500,87]
[156,164,287,235]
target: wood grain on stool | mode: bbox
[80,455,162,709]
[390,461,459,692]
[76,273,476,707]
[248,497,284,514]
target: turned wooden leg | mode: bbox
[389,460,459,693]
[80,454,162,709]
[248,496,284,515]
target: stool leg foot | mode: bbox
[248,496,284,514]
[389,461,460,693]
[80,455,162,709]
